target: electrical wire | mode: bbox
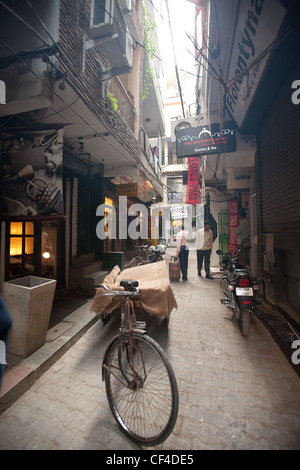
[21,0,186,194]
[165,0,185,118]
[0,36,172,195]
[0,1,203,194]
[0,0,49,45]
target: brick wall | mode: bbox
[58,0,145,161]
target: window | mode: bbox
[91,0,114,27]
[6,221,59,282]
[94,0,106,24]
[9,222,35,278]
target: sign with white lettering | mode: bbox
[226,0,286,129]
[176,121,236,158]
[171,206,188,220]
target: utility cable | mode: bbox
[165,0,185,118]
[0,2,192,194]
[0,1,166,192]
[0,0,49,45]
[0,37,172,195]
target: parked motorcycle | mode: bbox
[216,247,264,336]
[148,245,164,263]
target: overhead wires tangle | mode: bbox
[0,36,170,194]
[165,0,185,119]
[0,3,173,194]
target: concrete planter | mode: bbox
[2,276,57,358]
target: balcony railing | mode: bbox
[109,76,135,133]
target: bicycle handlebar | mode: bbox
[94,283,140,296]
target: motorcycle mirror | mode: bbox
[216,250,223,255]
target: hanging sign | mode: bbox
[176,121,236,158]
[229,200,239,252]
[1,126,64,218]
[115,183,137,197]
[186,156,200,205]
[171,206,188,220]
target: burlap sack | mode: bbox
[90,261,178,318]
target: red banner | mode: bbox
[186,156,200,204]
[229,200,238,252]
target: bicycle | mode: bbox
[94,279,179,446]
[128,245,151,268]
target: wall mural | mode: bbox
[1,127,64,218]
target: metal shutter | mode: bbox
[259,67,300,235]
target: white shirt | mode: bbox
[176,230,189,253]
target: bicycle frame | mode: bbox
[95,281,179,446]
[96,284,146,384]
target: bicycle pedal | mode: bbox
[135,321,146,330]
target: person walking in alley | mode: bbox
[176,224,189,281]
[196,220,214,279]
[235,208,250,267]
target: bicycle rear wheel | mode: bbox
[104,332,178,446]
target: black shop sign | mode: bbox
[176,121,236,158]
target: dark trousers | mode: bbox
[179,246,189,280]
[197,249,211,276]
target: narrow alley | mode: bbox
[0,249,299,451]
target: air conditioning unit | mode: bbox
[99,30,132,69]
[87,0,133,70]
[118,0,132,14]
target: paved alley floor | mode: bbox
[0,248,300,450]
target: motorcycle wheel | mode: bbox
[239,310,250,336]
[234,297,250,336]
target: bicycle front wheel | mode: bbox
[104,332,178,446]
[129,257,139,268]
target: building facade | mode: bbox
[0,0,166,301]
[192,0,300,322]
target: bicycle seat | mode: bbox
[120,279,139,291]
